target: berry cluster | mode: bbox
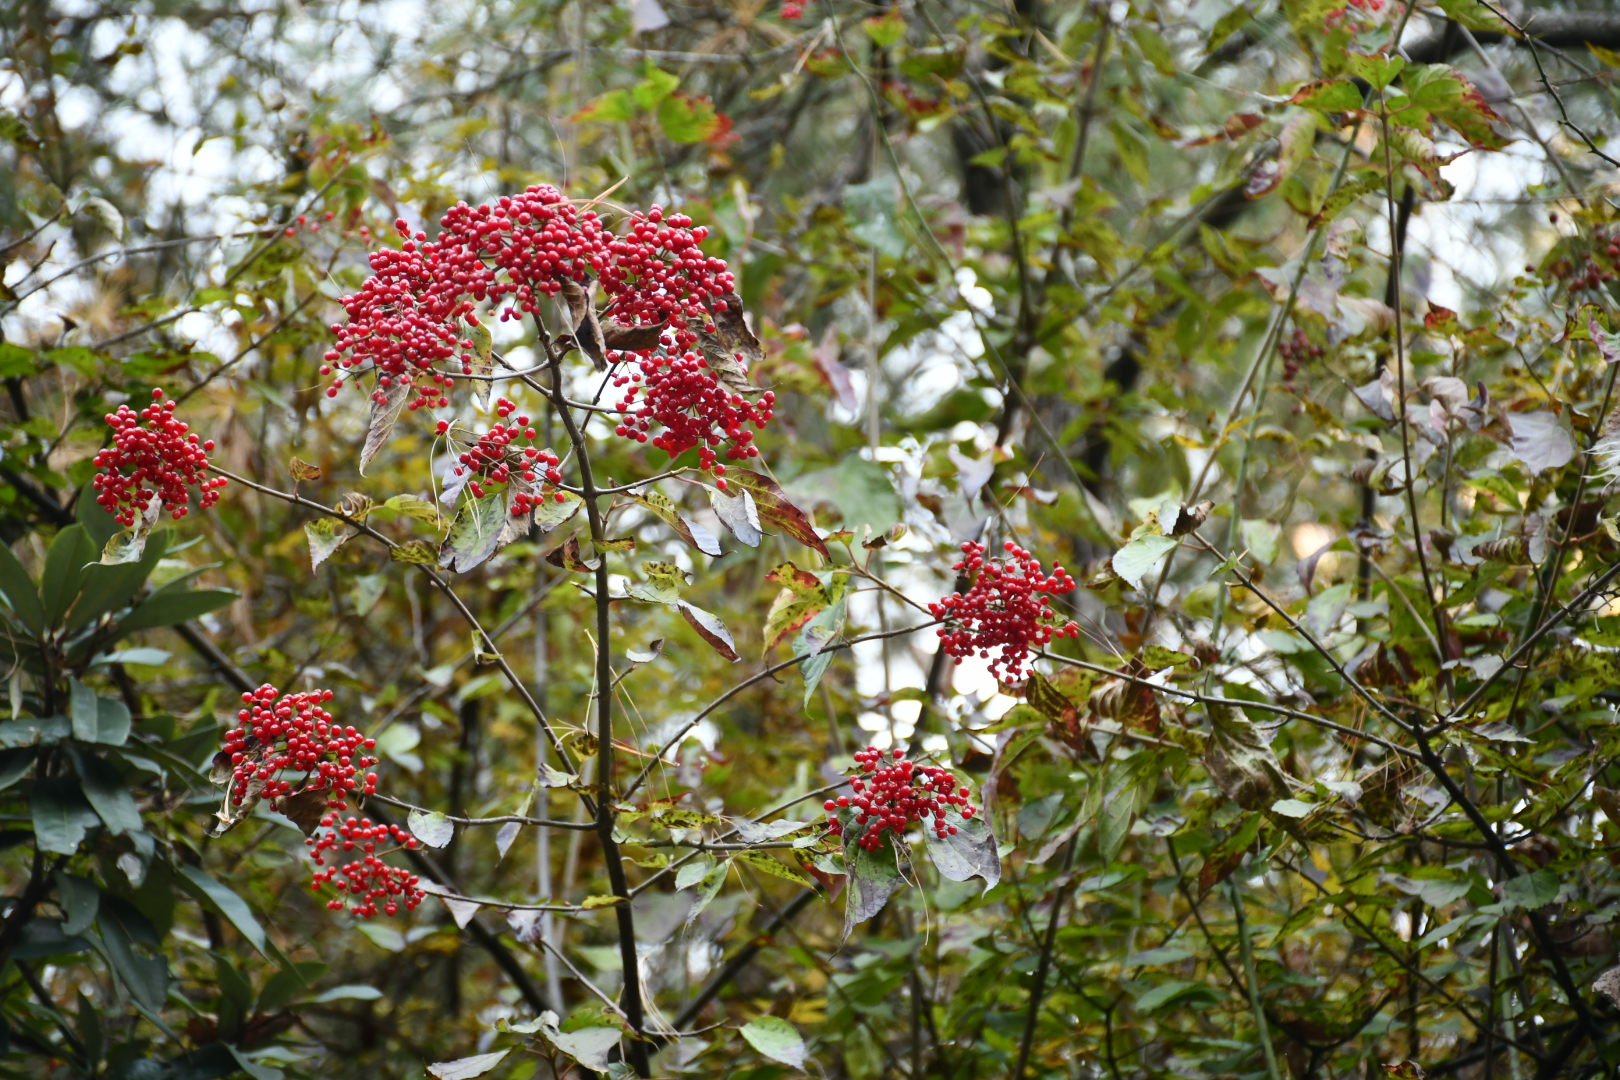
[221,685,379,809]
[307,812,425,919]
[1278,328,1324,391]
[92,389,227,527]
[446,398,565,514]
[326,186,771,478]
[610,350,775,487]
[929,540,1080,684]
[824,747,976,852]
[1539,215,1620,294]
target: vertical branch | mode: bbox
[545,339,651,1076]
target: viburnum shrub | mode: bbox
[445,398,565,512]
[929,540,1080,683]
[92,388,227,527]
[220,684,379,808]
[325,185,773,480]
[307,813,425,918]
[825,747,977,852]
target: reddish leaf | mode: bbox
[725,468,829,558]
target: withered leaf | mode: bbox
[559,276,607,370]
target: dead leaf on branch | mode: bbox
[557,276,607,370]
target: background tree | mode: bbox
[3,1,1620,1078]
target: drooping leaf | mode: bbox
[724,468,829,557]
[1507,411,1575,475]
[427,1050,510,1080]
[177,863,268,953]
[922,807,1001,889]
[710,485,762,547]
[408,808,455,849]
[359,377,410,474]
[1112,532,1179,589]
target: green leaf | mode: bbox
[177,864,268,953]
[95,899,167,1011]
[632,491,722,556]
[1112,532,1178,589]
[305,517,359,571]
[439,487,526,573]
[1289,78,1363,112]
[380,493,441,525]
[733,848,813,887]
[0,540,45,635]
[117,587,236,634]
[923,806,1001,888]
[1269,798,1314,819]
[862,8,906,47]
[31,777,100,854]
[55,872,100,937]
[408,808,454,848]
[741,1015,807,1069]
[844,836,905,935]
[70,748,141,836]
[1501,868,1561,910]
[656,93,720,144]
[427,1050,510,1080]
[41,524,94,626]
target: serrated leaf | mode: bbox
[741,1015,807,1069]
[734,848,813,887]
[1289,78,1362,112]
[306,518,358,571]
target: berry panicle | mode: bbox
[451,397,566,513]
[92,388,227,527]
[326,185,772,479]
[928,540,1079,684]
[824,746,977,853]
[218,684,424,919]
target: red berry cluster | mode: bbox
[307,811,425,919]
[609,347,775,485]
[326,186,772,478]
[92,389,227,527]
[929,540,1080,684]
[221,685,379,809]
[1278,328,1324,391]
[1539,216,1620,294]
[448,398,565,514]
[781,1,807,18]
[824,747,976,852]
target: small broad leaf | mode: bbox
[360,378,410,474]
[1507,411,1575,475]
[70,748,141,836]
[559,276,607,370]
[632,491,723,557]
[1501,868,1561,910]
[287,457,322,481]
[741,1015,807,1069]
[724,468,829,557]
[710,485,762,547]
[306,518,358,571]
[922,807,1001,889]
[427,1050,510,1080]
[844,837,905,936]
[408,809,454,848]
[177,864,267,953]
[679,601,740,661]
[1112,532,1179,589]
[118,587,236,634]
